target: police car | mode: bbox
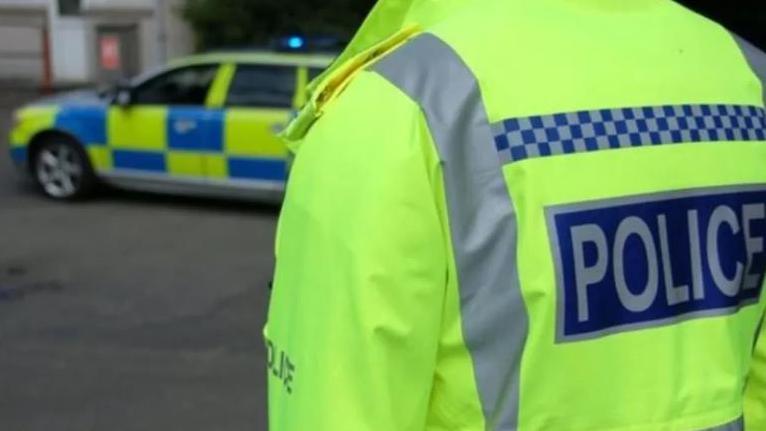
[7,46,333,201]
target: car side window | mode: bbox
[226,65,297,108]
[308,67,325,81]
[132,65,218,106]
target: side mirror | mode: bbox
[113,83,133,107]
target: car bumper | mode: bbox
[8,144,28,173]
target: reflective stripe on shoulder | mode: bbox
[372,33,528,431]
[732,33,766,107]
[704,416,744,431]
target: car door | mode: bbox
[217,64,298,187]
[107,64,220,179]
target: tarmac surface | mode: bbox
[0,87,273,430]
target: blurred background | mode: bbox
[0,1,763,431]
[0,0,376,89]
[0,0,762,91]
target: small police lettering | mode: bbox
[548,186,766,342]
[266,338,296,394]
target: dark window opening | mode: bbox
[309,67,325,82]
[58,0,81,16]
[132,65,218,106]
[226,65,297,108]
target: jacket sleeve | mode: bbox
[265,70,447,431]
[746,320,766,429]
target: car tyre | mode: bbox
[32,136,96,201]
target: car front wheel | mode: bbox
[32,137,96,200]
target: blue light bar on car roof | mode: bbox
[287,36,305,49]
[270,35,346,53]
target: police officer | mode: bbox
[266,0,766,429]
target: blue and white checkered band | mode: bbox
[492,104,766,164]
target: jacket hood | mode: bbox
[312,0,471,92]
[283,0,473,150]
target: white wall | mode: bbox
[0,0,47,8]
[0,24,43,81]
[44,0,92,85]
[0,25,41,51]
[50,17,92,83]
[0,0,194,85]
[0,0,46,83]
[82,0,153,11]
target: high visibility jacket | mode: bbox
[266,0,766,430]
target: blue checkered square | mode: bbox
[562,140,576,153]
[521,130,536,145]
[504,118,521,132]
[495,134,510,151]
[510,145,528,161]
[593,122,607,136]
[584,137,598,151]
[545,128,560,141]
[571,125,583,139]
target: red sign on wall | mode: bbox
[100,36,121,71]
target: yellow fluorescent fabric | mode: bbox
[270,0,766,429]
[294,67,309,108]
[440,0,757,123]
[286,0,475,150]
[225,108,290,157]
[107,106,166,150]
[10,106,57,147]
[167,151,204,177]
[267,72,450,430]
[747,322,766,429]
[203,154,228,179]
[206,63,235,108]
[86,147,112,171]
[505,143,766,431]
[425,1,766,429]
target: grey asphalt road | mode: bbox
[0,88,274,430]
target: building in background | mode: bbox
[0,0,194,89]
[0,0,49,87]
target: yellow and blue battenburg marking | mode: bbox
[55,105,108,145]
[50,104,287,182]
[492,104,766,163]
[9,147,27,164]
[9,105,58,166]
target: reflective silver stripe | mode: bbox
[373,34,528,431]
[733,33,766,106]
[702,417,744,431]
